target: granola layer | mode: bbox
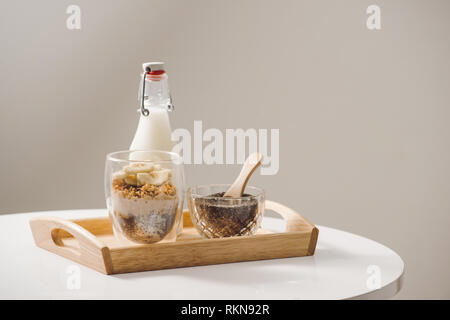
[112,179,177,200]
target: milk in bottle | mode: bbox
[130,62,175,157]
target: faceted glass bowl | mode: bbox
[187,184,265,238]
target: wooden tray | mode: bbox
[29,200,318,275]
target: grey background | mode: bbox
[1,0,449,299]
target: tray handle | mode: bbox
[265,200,316,233]
[29,216,112,273]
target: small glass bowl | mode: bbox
[105,150,184,244]
[187,184,265,238]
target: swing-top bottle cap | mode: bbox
[142,62,165,74]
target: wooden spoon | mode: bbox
[223,152,263,198]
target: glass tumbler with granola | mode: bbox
[105,150,184,244]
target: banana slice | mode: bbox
[123,162,155,174]
[136,172,150,186]
[150,169,172,185]
[124,174,138,186]
[112,170,127,180]
[137,169,171,186]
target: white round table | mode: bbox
[0,209,404,299]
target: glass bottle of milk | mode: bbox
[130,62,175,156]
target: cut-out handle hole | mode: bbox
[262,210,287,233]
[51,228,81,256]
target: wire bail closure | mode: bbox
[140,66,175,117]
